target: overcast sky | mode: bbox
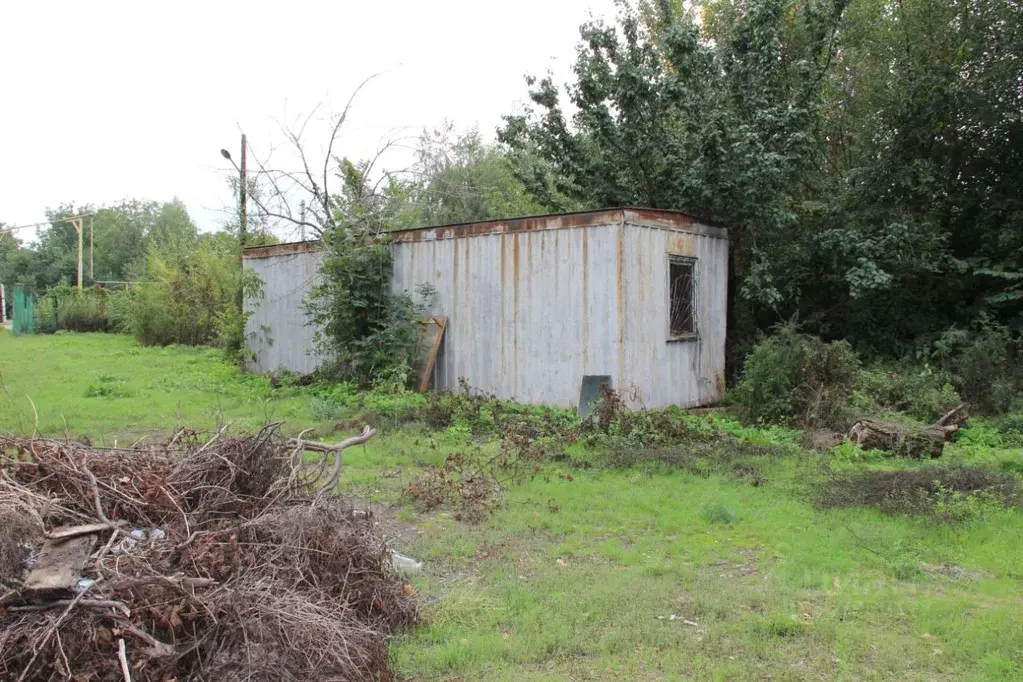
[0,0,617,237]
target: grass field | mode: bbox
[3,332,1023,681]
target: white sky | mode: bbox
[0,0,617,237]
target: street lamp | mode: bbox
[222,135,247,313]
[220,136,246,246]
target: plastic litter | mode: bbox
[391,551,423,575]
[74,578,96,595]
[20,543,38,570]
[110,536,138,556]
[110,528,165,554]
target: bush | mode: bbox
[816,464,1021,522]
[305,229,430,388]
[112,234,257,359]
[732,323,860,428]
[34,285,111,333]
[700,500,736,525]
[930,319,1023,415]
[853,365,962,423]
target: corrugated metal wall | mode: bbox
[391,221,623,406]
[244,247,325,375]
[244,210,728,409]
[618,221,728,408]
[390,215,727,409]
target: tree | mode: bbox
[90,199,157,282]
[501,0,1022,362]
[406,124,547,227]
[500,0,844,364]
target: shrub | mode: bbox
[34,285,111,333]
[112,234,257,359]
[733,323,860,428]
[853,365,962,422]
[930,319,1023,415]
[816,465,1021,522]
[305,226,432,388]
[700,500,736,525]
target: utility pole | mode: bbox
[71,217,85,290]
[2,214,95,291]
[240,133,248,249]
[221,136,248,314]
[89,217,94,282]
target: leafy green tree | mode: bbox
[500,0,844,364]
[408,124,547,226]
[501,0,1023,363]
[90,200,157,282]
[304,156,427,387]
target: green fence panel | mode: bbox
[25,289,34,334]
[11,284,34,335]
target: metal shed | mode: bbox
[243,208,728,409]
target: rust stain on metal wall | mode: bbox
[512,233,521,397]
[616,223,626,389]
[385,207,725,245]
[667,233,696,257]
[581,228,589,369]
[500,233,507,383]
[242,240,321,259]
[391,209,624,243]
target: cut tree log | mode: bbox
[847,405,967,459]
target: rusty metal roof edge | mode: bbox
[243,240,322,259]
[388,207,726,244]
[243,207,727,257]
[622,218,729,241]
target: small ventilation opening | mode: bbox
[579,375,613,417]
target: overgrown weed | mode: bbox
[816,464,1021,523]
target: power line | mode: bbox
[1,213,97,232]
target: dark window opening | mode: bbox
[669,255,696,339]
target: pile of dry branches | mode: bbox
[0,425,416,682]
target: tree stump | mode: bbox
[846,405,966,459]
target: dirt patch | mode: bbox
[706,548,761,580]
[800,429,845,452]
[920,563,985,581]
[349,496,426,549]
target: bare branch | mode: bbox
[300,426,377,500]
[323,73,385,218]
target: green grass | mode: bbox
[3,331,1023,680]
[0,332,333,442]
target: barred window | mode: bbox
[668,255,696,339]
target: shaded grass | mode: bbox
[817,464,1022,517]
